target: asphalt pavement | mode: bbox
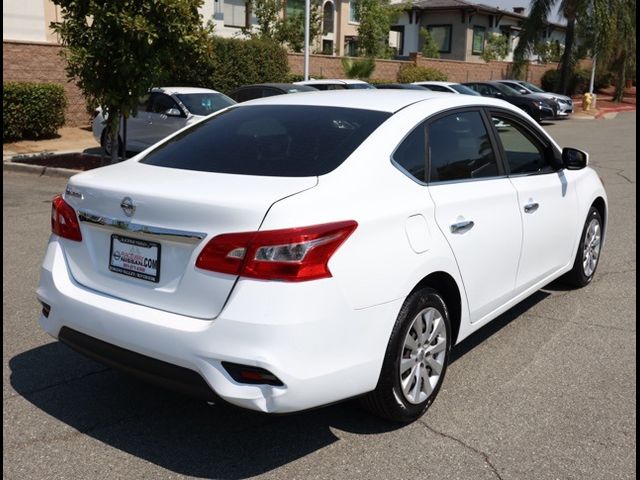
[3,112,636,480]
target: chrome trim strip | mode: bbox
[77,211,206,242]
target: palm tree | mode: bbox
[513,0,589,95]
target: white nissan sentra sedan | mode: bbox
[39,91,607,422]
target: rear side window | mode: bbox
[428,111,499,182]
[141,105,391,177]
[393,126,426,181]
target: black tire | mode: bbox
[563,206,603,287]
[361,287,451,423]
[101,129,122,156]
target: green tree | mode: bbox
[533,40,563,64]
[513,0,589,95]
[276,2,323,53]
[355,0,401,58]
[587,0,635,102]
[51,0,212,164]
[248,0,283,39]
[481,33,509,62]
[419,28,440,59]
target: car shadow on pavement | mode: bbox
[9,290,551,479]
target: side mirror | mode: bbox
[519,89,528,94]
[164,108,182,117]
[493,91,503,98]
[562,147,589,170]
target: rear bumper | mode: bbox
[37,237,400,413]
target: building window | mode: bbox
[345,38,358,56]
[322,39,334,55]
[286,0,305,16]
[426,25,452,54]
[472,26,486,54]
[323,1,334,34]
[349,0,360,23]
[224,0,248,27]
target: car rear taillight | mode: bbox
[196,220,357,282]
[51,194,82,241]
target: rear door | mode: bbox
[426,109,522,322]
[489,109,579,291]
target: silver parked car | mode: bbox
[92,87,236,154]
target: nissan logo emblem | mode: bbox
[120,197,136,217]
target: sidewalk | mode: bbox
[3,126,100,160]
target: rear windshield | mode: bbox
[176,93,236,116]
[140,105,391,176]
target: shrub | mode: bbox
[208,37,289,94]
[541,68,592,95]
[397,64,447,83]
[3,82,66,141]
[342,57,376,80]
[540,69,561,92]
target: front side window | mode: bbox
[150,94,181,114]
[472,26,486,54]
[141,105,391,177]
[393,125,426,181]
[426,25,452,53]
[491,114,553,174]
[428,111,498,182]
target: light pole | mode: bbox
[304,0,310,80]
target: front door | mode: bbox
[146,93,188,146]
[426,109,522,322]
[489,110,579,291]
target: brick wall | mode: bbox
[4,41,591,128]
[288,52,592,86]
[3,41,89,127]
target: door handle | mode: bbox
[450,220,475,234]
[524,202,539,214]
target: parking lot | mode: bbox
[3,112,636,479]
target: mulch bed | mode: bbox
[11,153,106,171]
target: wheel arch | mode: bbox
[410,271,462,345]
[592,196,607,234]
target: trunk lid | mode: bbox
[62,160,317,319]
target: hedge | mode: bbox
[397,65,448,83]
[3,82,66,141]
[209,37,289,94]
[161,36,289,96]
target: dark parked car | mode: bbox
[463,81,557,122]
[494,80,573,118]
[374,83,432,90]
[229,83,318,103]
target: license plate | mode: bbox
[109,235,161,283]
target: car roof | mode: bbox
[234,89,516,113]
[294,79,370,86]
[376,83,431,90]
[152,87,222,95]
[237,83,318,91]
[412,81,457,86]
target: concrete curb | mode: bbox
[595,106,635,119]
[3,161,82,178]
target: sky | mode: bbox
[477,0,564,23]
